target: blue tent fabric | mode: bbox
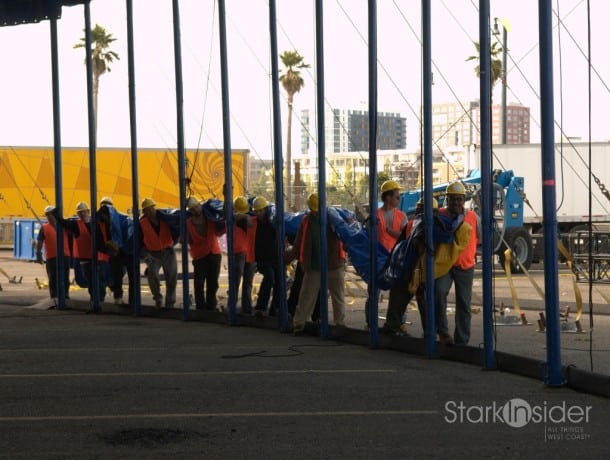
[96,205,135,254]
[434,212,464,243]
[377,212,466,290]
[285,212,306,241]
[202,199,224,222]
[377,222,423,290]
[326,206,389,284]
[155,209,181,244]
[127,198,464,288]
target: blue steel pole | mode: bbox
[171,0,190,319]
[268,0,288,332]
[49,17,66,310]
[538,0,563,386]
[84,1,100,312]
[501,26,508,145]
[367,0,379,348]
[125,0,142,315]
[217,0,237,325]
[421,0,436,357]
[479,1,496,369]
[315,0,329,339]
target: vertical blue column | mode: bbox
[367,0,379,348]
[315,0,329,339]
[125,0,142,315]
[171,0,190,319]
[84,1,100,312]
[49,17,66,310]
[478,0,496,369]
[268,0,288,332]
[217,0,237,325]
[538,0,563,386]
[421,0,436,357]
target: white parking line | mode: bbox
[0,409,438,422]
[0,369,396,378]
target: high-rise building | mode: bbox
[429,101,530,150]
[300,108,406,154]
[473,103,530,145]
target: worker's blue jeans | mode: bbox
[434,266,474,345]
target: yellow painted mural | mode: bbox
[0,146,249,218]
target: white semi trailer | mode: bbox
[491,141,610,266]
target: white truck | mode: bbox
[491,141,610,273]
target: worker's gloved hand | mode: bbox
[36,252,43,264]
[106,240,119,256]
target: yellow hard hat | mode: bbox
[234,196,249,214]
[100,196,113,206]
[186,197,200,210]
[446,181,466,195]
[75,201,89,213]
[141,197,156,209]
[381,180,402,194]
[307,193,319,212]
[44,205,56,215]
[252,196,269,212]
[416,197,439,209]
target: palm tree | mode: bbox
[279,50,309,209]
[74,24,120,141]
[466,41,504,99]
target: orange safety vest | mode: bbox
[187,219,221,260]
[246,217,257,264]
[234,224,248,255]
[42,223,70,259]
[98,224,111,262]
[377,208,406,252]
[455,209,478,269]
[140,217,173,252]
[439,208,478,270]
[73,219,107,261]
[404,219,415,239]
[298,215,346,264]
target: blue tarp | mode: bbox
[105,199,460,287]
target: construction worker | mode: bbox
[287,193,346,335]
[251,196,280,317]
[382,197,440,336]
[36,205,70,305]
[232,196,256,314]
[98,198,134,307]
[100,196,114,207]
[435,181,479,345]
[365,180,408,328]
[60,201,108,306]
[186,197,226,310]
[140,197,177,309]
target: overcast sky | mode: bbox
[1,0,608,162]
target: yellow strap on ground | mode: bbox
[563,273,583,322]
[567,259,610,309]
[503,249,522,315]
[506,248,546,299]
[0,267,11,280]
[557,239,572,263]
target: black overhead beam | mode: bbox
[0,1,89,27]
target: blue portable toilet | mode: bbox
[13,219,42,261]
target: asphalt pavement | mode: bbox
[1,251,610,457]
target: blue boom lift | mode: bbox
[398,169,534,273]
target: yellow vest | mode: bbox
[407,221,472,294]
